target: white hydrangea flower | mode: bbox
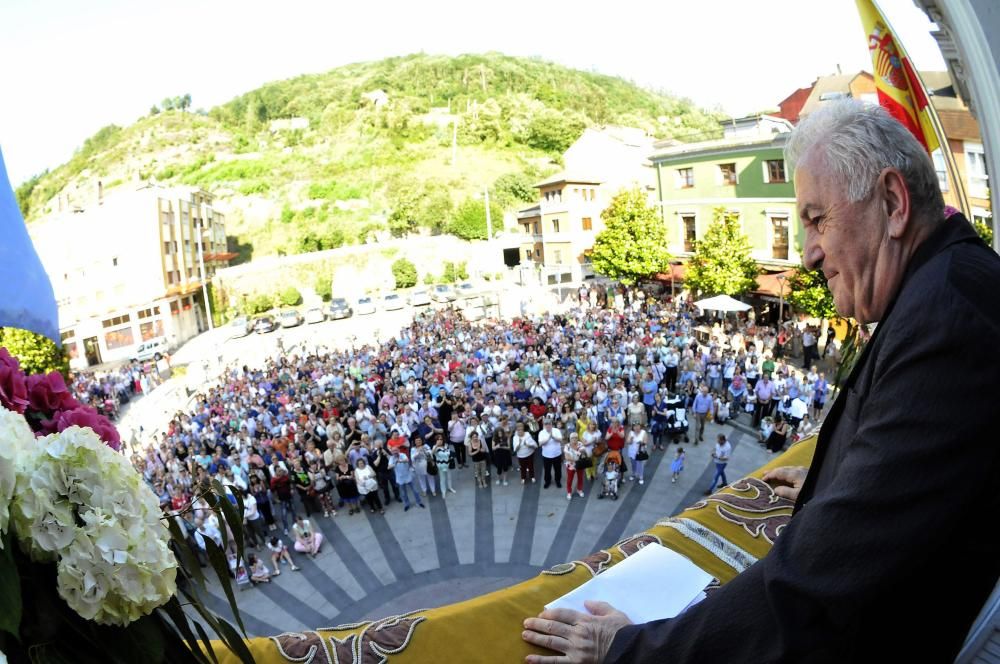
[8,423,177,626]
[0,408,33,547]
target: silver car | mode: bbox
[356,296,376,315]
[431,284,456,302]
[305,307,326,324]
[279,309,304,328]
[408,289,431,306]
[383,293,405,311]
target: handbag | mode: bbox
[574,454,591,471]
[636,448,649,461]
[426,457,438,476]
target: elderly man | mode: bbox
[522,100,1000,662]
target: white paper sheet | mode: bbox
[544,544,713,624]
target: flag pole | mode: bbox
[872,0,971,219]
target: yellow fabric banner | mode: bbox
[206,436,818,663]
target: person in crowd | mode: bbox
[690,385,713,444]
[268,466,296,533]
[563,434,586,499]
[513,420,538,485]
[266,536,300,574]
[242,488,267,549]
[291,514,323,558]
[354,457,384,515]
[333,454,362,516]
[410,437,435,497]
[581,419,603,483]
[670,447,685,483]
[538,418,564,489]
[432,434,457,496]
[626,422,650,485]
[765,414,790,454]
[491,418,514,486]
[389,448,425,510]
[705,433,732,494]
[370,439,400,507]
[469,431,489,489]
[248,553,271,584]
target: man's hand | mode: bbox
[762,465,809,502]
[522,600,632,664]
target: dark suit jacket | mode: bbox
[606,215,1000,663]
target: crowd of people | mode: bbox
[71,360,165,421]
[133,282,834,583]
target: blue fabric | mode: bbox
[0,147,59,342]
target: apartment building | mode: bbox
[29,184,232,369]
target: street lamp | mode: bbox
[776,274,787,323]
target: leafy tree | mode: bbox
[279,286,302,307]
[525,108,586,153]
[456,261,469,280]
[787,267,837,319]
[423,272,435,285]
[181,93,192,111]
[0,328,69,377]
[149,105,160,116]
[314,275,332,301]
[590,189,671,285]
[440,262,458,284]
[328,228,347,248]
[391,258,418,289]
[492,172,537,209]
[974,219,994,246]
[245,293,274,315]
[448,198,501,241]
[685,207,759,297]
[14,173,44,218]
[388,182,453,237]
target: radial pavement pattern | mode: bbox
[202,423,767,636]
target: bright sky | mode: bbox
[0,0,945,186]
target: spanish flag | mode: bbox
[855,0,939,154]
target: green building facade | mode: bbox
[651,123,804,269]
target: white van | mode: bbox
[132,337,170,362]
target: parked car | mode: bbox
[305,307,326,324]
[383,293,405,311]
[356,296,376,315]
[328,298,353,320]
[408,289,431,307]
[431,284,456,302]
[279,309,304,328]
[229,316,253,339]
[456,281,477,296]
[131,337,170,362]
[254,316,277,334]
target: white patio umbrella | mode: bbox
[693,294,752,312]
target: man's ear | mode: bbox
[880,167,912,239]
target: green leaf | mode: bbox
[166,515,209,591]
[161,597,212,664]
[202,538,246,635]
[211,480,245,578]
[120,615,166,663]
[590,188,671,285]
[191,614,222,664]
[0,529,22,637]
[213,617,256,664]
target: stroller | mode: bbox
[598,450,623,501]
[664,395,690,443]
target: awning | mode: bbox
[693,295,751,312]
[652,263,687,283]
[754,269,797,297]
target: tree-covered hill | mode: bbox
[17,52,724,262]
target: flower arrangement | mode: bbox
[0,348,254,663]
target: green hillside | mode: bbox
[16,52,724,262]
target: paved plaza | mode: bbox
[124,299,775,637]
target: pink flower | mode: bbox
[26,371,79,415]
[0,347,29,414]
[48,405,122,451]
